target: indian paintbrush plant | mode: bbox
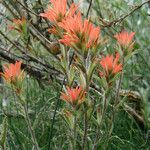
[0,61,39,150]
[40,0,135,149]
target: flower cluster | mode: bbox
[40,0,100,107]
[0,61,25,93]
[40,0,78,34]
[59,12,100,55]
[99,53,122,81]
[40,0,135,108]
[40,0,78,23]
[40,0,100,56]
[8,17,26,33]
[114,31,135,54]
[61,86,85,107]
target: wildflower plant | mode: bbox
[0,61,39,149]
[8,17,27,33]
[0,61,25,94]
[99,52,122,87]
[8,17,29,42]
[40,0,79,35]
[59,12,100,57]
[114,30,135,56]
[1,0,149,149]
[39,0,136,149]
[61,86,85,108]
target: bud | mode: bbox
[49,42,61,55]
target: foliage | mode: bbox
[0,0,150,149]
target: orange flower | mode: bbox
[61,86,85,107]
[0,61,24,85]
[8,17,26,32]
[40,0,78,23]
[99,53,122,79]
[114,31,135,48]
[13,18,26,26]
[59,12,100,53]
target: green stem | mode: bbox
[82,107,88,150]
[73,111,77,150]
[92,92,107,150]
[82,56,90,150]
[15,93,37,149]
[23,104,39,150]
[2,145,5,150]
[106,54,125,148]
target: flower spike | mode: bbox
[0,61,25,93]
[99,52,122,80]
[59,12,100,55]
[114,31,135,51]
[60,86,85,107]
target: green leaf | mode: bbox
[87,61,97,82]
[68,66,75,87]
[0,117,8,147]
[79,71,86,90]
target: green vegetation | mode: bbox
[0,0,150,149]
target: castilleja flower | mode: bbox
[40,0,78,23]
[0,61,25,88]
[99,53,122,79]
[8,17,26,32]
[61,86,85,107]
[59,12,100,55]
[114,31,135,48]
[40,0,78,34]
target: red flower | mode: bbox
[40,0,78,23]
[0,61,24,85]
[59,12,100,52]
[8,17,26,32]
[61,86,85,107]
[114,31,135,48]
[12,18,26,26]
[99,53,122,79]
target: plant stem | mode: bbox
[92,92,107,150]
[106,55,125,148]
[23,104,39,150]
[2,145,5,150]
[82,56,90,150]
[73,111,77,150]
[82,107,88,150]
